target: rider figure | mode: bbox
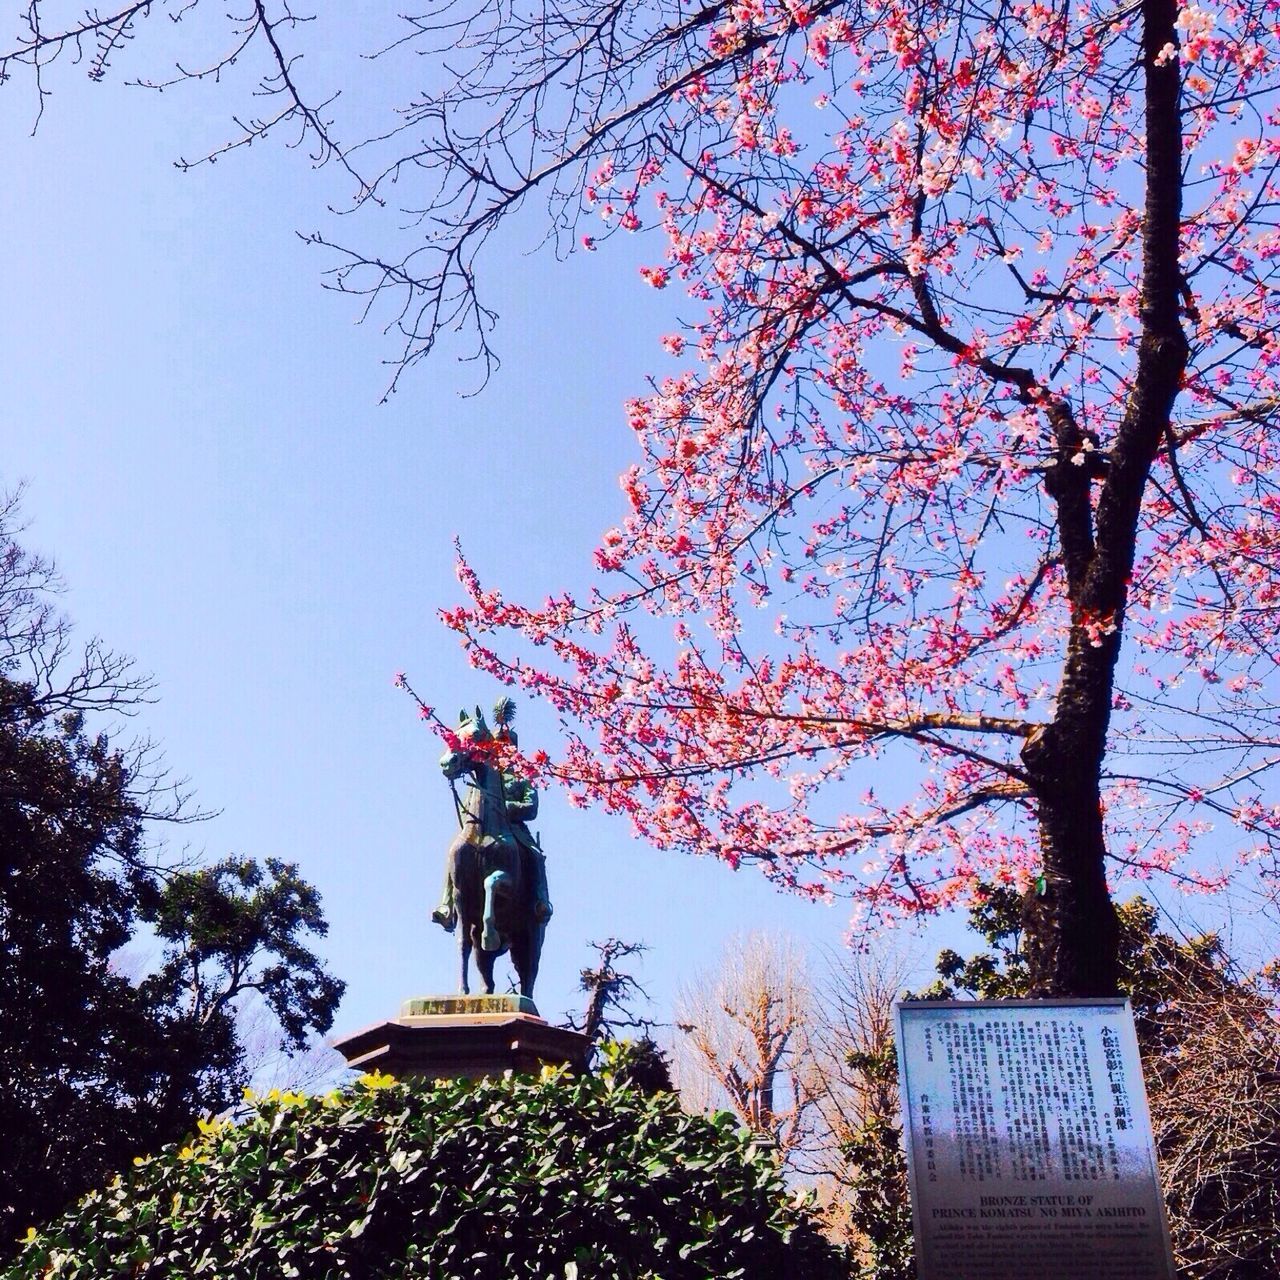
[431,722,553,933]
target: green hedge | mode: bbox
[6,1064,846,1279]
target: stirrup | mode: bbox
[431,906,457,932]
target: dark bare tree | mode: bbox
[570,936,656,1045]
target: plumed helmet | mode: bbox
[493,696,518,745]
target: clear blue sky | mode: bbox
[10,6,1270,1059]
[13,9,1257,1051]
[0,24,961,1044]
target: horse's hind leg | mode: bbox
[512,927,540,1001]
[475,945,498,995]
[459,933,471,996]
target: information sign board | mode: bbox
[895,999,1174,1280]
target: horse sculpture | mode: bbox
[435,706,546,999]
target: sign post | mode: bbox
[895,999,1175,1280]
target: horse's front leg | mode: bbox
[481,870,508,952]
[459,931,471,996]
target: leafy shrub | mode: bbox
[6,1067,846,1280]
[592,1038,675,1096]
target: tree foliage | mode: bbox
[0,499,344,1251]
[5,1068,847,1280]
[146,856,345,1057]
[833,1044,913,1280]
[594,1037,678,1096]
[0,670,164,1253]
[805,947,913,1278]
[670,933,913,1274]
[673,932,822,1158]
[429,0,1280,999]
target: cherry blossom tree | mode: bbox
[426,0,1280,996]
[8,0,1280,993]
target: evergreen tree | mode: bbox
[0,498,344,1250]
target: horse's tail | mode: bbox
[481,869,508,953]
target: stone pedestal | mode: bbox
[333,995,591,1082]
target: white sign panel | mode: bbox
[896,999,1174,1280]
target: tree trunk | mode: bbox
[1022,751,1121,997]
[1023,0,1187,997]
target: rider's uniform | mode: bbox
[432,768,553,931]
[501,774,553,925]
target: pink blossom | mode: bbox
[436,0,1280,926]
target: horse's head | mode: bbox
[439,706,494,782]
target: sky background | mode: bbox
[0,9,954,1059]
[3,5,1259,1070]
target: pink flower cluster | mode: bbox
[440,0,1280,921]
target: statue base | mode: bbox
[399,994,538,1018]
[332,995,591,1082]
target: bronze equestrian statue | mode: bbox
[432,700,552,999]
